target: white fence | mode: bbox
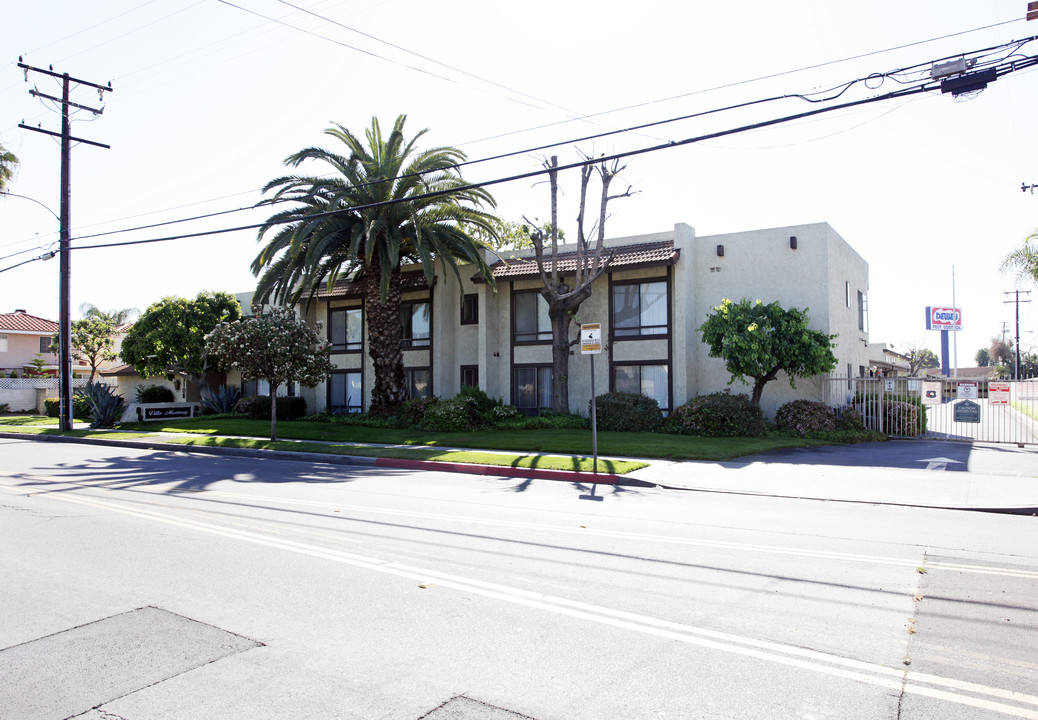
[821,376,1038,445]
[0,377,116,412]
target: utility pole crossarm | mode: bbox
[18,124,111,149]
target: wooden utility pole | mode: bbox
[18,59,112,431]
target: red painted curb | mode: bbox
[374,457,621,484]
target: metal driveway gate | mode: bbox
[821,376,1038,445]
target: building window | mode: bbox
[460,365,478,389]
[329,307,363,352]
[39,336,53,354]
[460,294,478,325]
[612,280,668,338]
[0,334,7,353]
[857,291,868,333]
[513,291,551,343]
[846,281,851,308]
[514,365,552,414]
[328,370,363,413]
[613,363,669,411]
[404,367,432,399]
[401,302,431,348]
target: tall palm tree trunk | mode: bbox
[365,260,406,414]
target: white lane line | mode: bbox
[4,483,1037,718]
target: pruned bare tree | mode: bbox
[526,153,634,413]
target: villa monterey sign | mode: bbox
[925,306,962,331]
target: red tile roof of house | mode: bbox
[0,310,58,334]
[314,270,433,299]
[478,240,679,282]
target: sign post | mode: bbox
[925,306,962,377]
[580,323,602,475]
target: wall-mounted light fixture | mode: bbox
[790,236,797,250]
[716,244,724,257]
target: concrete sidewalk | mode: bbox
[5,428,1038,513]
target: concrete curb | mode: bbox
[1,431,651,487]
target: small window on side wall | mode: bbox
[460,365,478,389]
[460,294,478,325]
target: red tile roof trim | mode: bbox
[475,240,678,282]
[313,271,433,299]
[0,311,59,334]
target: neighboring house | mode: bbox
[281,221,869,419]
[867,343,911,377]
[0,309,91,377]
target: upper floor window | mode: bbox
[39,336,52,354]
[460,294,478,325]
[845,281,852,308]
[514,291,551,343]
[401,301,431,348]
[0,334,7,353]
[613,280,667,338]
[858,291,868,333]
[329,307,363,352]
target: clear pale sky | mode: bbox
[2,0,1037,366]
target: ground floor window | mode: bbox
[405,367,432,399]
[613,363,669,411]
[460,365,478,389]
[514,365,552,414]
[328,370,363,413]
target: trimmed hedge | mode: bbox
[135,384,175,404]
[775,400,836,436]
[592,392,662,432]
[43,395,91,420]
[666,392,766,437]
[234,394,308,420]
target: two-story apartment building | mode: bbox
[287,221,869,418]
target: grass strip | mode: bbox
[0,426,155,441]
[119,417,833,461]
[163,436,646,474]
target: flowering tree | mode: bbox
[699,298,837,404]
[206,307,334,440]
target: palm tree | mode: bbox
[252,115,498,414]
[0,144,18,191]
[1002,229,1038,283]
[79,303,140,326]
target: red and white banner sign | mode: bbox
[989,381,1010,405]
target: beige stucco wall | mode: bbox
[282,220,868,419]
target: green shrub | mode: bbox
[852,391,926,435]
[43,395,91,419]
[774,400,836,436]
[399,395,439,427]
[134,384,176,404]
[834,406,864,431]
[495,410,589,431]
[456,384,504,425]
[420,395,478,432]
[234,394,308,420]
[591,392,663,432]
[666,391,766,437]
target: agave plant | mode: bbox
[77,382,126,429]
[200,385,241,415]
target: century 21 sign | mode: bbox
[925,306,962,331]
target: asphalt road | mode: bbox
[1,438,1036,719]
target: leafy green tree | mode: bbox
[975,348,990,367]
[51,316,118,382]
[699,298,838,405]
[0,143,17,191]
[121,292,242,398]
[206,307,334,440]
[1002,229,1038,284]
[252,115,497,415]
